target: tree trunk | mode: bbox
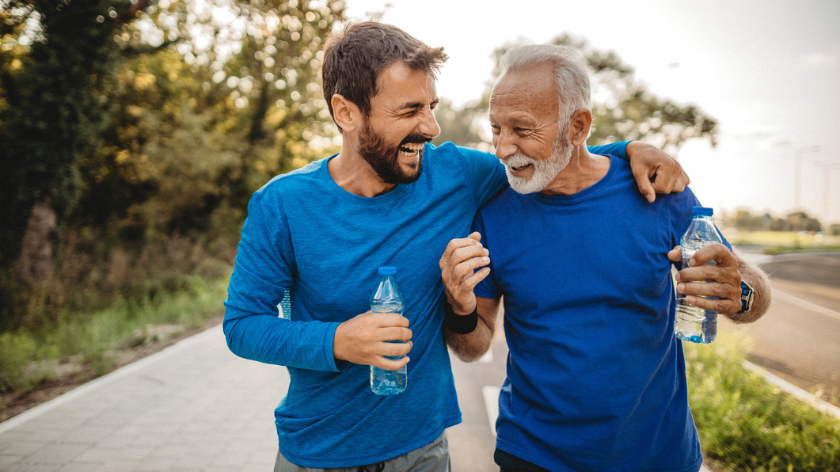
[15,199,56,283]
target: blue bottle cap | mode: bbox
[692,206,713,216]
[378,266,397,275]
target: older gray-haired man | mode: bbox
[440,44,770,472]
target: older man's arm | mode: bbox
[444,296,500,362]
[669,245,772,323]
[439,232,501,361]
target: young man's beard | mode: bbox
[358,118,428,185]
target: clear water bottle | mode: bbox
[278,290,291,320]
[370,266,407,395]
[675,207,724,344]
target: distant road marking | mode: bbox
[482,385,500,437]
[773,289,840,322]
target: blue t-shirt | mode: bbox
[223,142,629,467]
[474,155,725,472]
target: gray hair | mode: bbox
[498,44,591,119]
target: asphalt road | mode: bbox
[722,252,840,402]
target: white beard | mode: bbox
[503,127,574,194]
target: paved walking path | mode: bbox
[0,325,719,471]
[0,327,284,471]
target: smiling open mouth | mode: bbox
[509,163,532,172]
[399,142,424,157]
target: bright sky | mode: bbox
[345,0,840,225]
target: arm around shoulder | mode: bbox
[444,296,501,362]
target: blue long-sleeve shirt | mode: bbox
[223,141,629,467]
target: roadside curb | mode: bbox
[742,360,840,420]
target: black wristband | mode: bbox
[443,298,479,334]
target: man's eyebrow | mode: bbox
[399,98,440,110]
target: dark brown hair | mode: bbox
[322,22,448,131]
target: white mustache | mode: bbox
[502,153,536,170]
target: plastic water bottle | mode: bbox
[675,207,724,344]
[369,266,407,395]
[278,290,291,320]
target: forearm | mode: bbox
[444,297,499,362]
[223,309,344,371]
[725,252,772,324]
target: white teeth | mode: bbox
[399,143,423,156]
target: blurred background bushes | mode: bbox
[0,0,345,333]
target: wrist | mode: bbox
[625,140,639,158]
[734,280,755,315]
[443,298,478,334]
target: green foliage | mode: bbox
[0,0,346,331]
[686,334,840,471]
[0,331,57,393]
[724,209,823,233]
[432,96,490,150]
[0,274,230,395]
[0,0,148,268]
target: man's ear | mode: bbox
[331,94,362,133]
[568,109,592,146]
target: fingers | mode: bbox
[675,244,742,314]
[667,246,682,262]
[375,354,410,371]
[680,168,691,187]
[688,244,736,268]
[440,233,491,313]
[367,312,411,329]
[651,167,679,195]
[632,165,657,203]
[371,340,412,371]
[677,289,741,314]
[333,312,412,366]
[379,340,412,357]
[648,157,687,196]
[440,233,486,271]
[379,325,412,342]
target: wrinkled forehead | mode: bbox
[490,66,559,120]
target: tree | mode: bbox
[0,0,156,277]
[433,33,718,156]
[0,0,348,331]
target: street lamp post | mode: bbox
[814,161,840,228]
[795,145,820,210]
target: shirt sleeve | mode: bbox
[456,145,509,208]
[472,210,501,300]
[223,190,345,372]
[588,141,630,160]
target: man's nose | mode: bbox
[418,107,441,139]
[494,130,517,160]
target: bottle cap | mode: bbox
[691,206,713,216]
[378,266,397,275]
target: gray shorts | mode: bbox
[274,431,450,472]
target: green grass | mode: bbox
[0,275,229,395]
[724,230,840,253]
[686,333,840,471]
